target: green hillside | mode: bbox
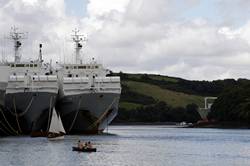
[122,81,203,108]
[112,72,250,123]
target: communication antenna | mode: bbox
[9,26,27,63]
[71,28,87,64]
[39,43,43,63]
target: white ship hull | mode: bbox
[57,92,120,134]
[56,75,121,134]
[2,75,58,135]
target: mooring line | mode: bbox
[68,96,82,133]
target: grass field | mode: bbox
[119,102,143,110]
[123,80,204,108]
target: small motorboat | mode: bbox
[72,147,97,152]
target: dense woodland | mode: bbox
[116,102,201,123]
[208,83,250,124]
[111,72,250,124]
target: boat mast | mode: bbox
[71,28,86,64]
[10,26,27,63]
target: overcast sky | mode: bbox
[1,0,250,81]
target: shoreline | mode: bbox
[189,121,250,129]
[111,121,250,129]
[111,122,178,126]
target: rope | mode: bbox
[0,126,9,136]
[0,108,18,135]
[0,121,12,136]
[68,96,82,133]
[8,96,34,117]
[13,97,22,134]
[87,97,118,130]
[106,113,108,133]
[46,96,54,132]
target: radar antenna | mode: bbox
[71,28,87,64]
[9,26,27,63]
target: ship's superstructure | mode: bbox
[1,27,58,135]
[56,29,121,134]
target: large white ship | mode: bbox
[0,27,58,136]
[56,29,121,134]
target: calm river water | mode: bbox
[1,125,250,166]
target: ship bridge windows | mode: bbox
[16,64,25,67]
[10,63,39,68]
[78,65,86,69]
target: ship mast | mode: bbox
[71,28,86,64]
[10,27,27,63]
[39,43,43,63]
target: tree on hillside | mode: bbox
[208,84,250,123]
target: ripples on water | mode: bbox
[1,126,250,166]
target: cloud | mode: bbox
[1,0,250,81]
[0,0,77,63]
[83,0,250,80]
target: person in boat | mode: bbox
[77,140,85,149]
[87,141,93,149]
[77,140,82,149]
[83,142,88,149]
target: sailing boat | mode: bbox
[47,108,66,140]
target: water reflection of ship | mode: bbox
[0,27,58,136]
[56,29,121,134]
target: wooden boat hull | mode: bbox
[72,147,96,152]
[48,135,64,141]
